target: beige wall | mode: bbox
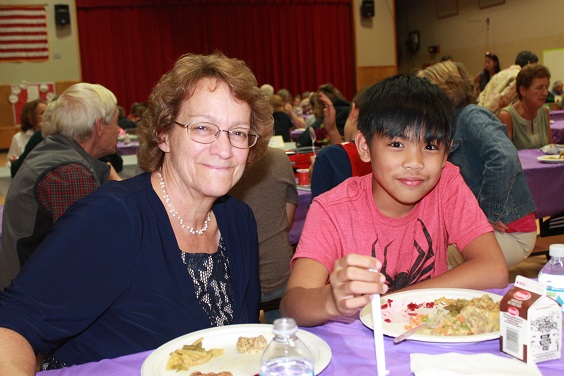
[353,0,398,91]
[0,0,80,148]
[396,0,564,79]
[0,0,81,85]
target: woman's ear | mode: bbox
[355,131,371,163]
[157,132,170,153]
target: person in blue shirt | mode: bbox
[419,61,537,267]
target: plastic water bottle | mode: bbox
[538,244,564,317]
[260,317,314,376]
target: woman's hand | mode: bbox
[491,220,509,233]
[328,254,388,317]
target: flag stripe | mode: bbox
[0,6,49,62]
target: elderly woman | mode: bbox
[498,64,552,150]
[0,53,272,373]
[6,99,47,163]
[418,61,537,267]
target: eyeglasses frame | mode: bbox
[174,121,259,149]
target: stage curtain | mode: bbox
[76,0,354,112]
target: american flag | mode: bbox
[0,6,48,62]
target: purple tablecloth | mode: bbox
[552,119,564,144]
[551,110,564,143]
[519,148,564,218]
[291,129,305,141]
[37,284,564,375]
[116,140,139,156]
[289,188,311,244]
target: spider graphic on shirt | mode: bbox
[374,218,435,291]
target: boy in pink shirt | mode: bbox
[280,75,508,326]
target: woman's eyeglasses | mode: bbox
[174,121,259,149]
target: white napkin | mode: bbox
[410,353,541,376]
[540,144,562,154]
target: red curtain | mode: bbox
[76,0,354,113]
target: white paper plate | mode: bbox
[360,288,502,343]
[141,324,331,376]
[537,155,564,163]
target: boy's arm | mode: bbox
[280,255,387,327]
[399,232,508,292]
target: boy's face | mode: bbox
[356,131,448,218]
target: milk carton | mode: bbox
[500,276,562,363]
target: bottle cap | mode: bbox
[272,317,298,336]
[549,244,564,258]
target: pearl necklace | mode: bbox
[157,168,211,235]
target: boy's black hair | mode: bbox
[357,74,455,152]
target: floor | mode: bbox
[0,152,555,284]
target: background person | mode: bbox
[478,50,538,115]
[0,83,120,290]
[309,89,371,200]
[497,64,552,150]
[6,99,47,165]
[473,52,500,96]
[419,61,537,267]
[296,83,350,147]
[270,94,292,142]
[0,52,273,372]
[229,146,298,323]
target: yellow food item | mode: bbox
[166,337,224,371]
[236,335,268,353]
[406,294,500,336]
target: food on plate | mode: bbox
[405,294,500,336]
[190,372,233,376]
[559,150,564,159]
[165,337,224,371]
[236,335,268,353]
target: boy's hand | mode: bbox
[329,254,388,317]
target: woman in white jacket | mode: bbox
[7,99,47,164]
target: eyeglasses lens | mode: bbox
[186,122,257,148]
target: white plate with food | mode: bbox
[141,323,331,376]
[360,288,502,343]
[537,155,564,163]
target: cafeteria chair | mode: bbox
[259,297,282,324]
[529,214,564,259]
[539,213,564,237]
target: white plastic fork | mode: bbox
[393,323,433,344]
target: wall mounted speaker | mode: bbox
[55,4,70,26]
[361,1,375,18]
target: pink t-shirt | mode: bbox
[292,162,493,292]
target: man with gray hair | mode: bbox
[260,83,274,96]
[550,80,563,97]
[0,83,120,290]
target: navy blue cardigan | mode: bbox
[0,172,260,365]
